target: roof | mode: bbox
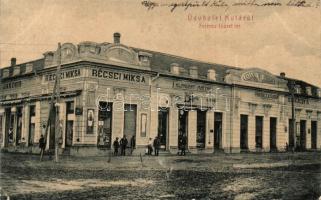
[133,47,240,82]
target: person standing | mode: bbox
[8,127,13,144]
[153,136,160,156]
[113,137,120,156]
[147,138,153,155]
[130,135,136,155]
[180,134,187,156]
[39,134,46,160]
[120,135,128,156]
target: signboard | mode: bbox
[91,68,147,83]
[44,69,81,81]
[173,81,214,92]
[255,91,279,100]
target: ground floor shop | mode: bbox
[1,93,320,155]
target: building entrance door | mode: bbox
[255,116,263,149]
[178,110,188,148]
[311,121,317,150]
[65,120,73,147]
[240,115,248,150]
[4,108,11,147]
[214,112,222,150]
[49,106,56,150]
[98,102,113,148]
[15,107,23,145]
[124,104,137,147]
[196,110,206,149]
[270,117,277,151]
[158,108,168,150]
[299,120,306,150]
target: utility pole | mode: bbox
[40,43,61,162]
[54,43,62,162]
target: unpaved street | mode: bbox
[0,152,320,199]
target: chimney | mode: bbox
[11,57,16,67]
[280,72,286,78]
[113,32,121,44]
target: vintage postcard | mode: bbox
[0,0,320,199]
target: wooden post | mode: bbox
[54,43,62,163]
[40,43,61,162]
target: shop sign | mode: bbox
[255,91,279,100]
[91,68,146,83]
[173,81,213,92]
[44,69,81,81]
[2,80,22,89]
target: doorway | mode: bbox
[288,119,295,148]
[15,107,23,145]
[65,121,73,147]
[270,117,277,151]
[49,105,56,150]
[255,116,263,149]
[240,115,248,150]
[124,104,137,147]
[28,105,36,146]
[311,121,317,149]
[196,110,206,149]
[98,102,113,148]
[4,108,11,147]
[158,108,168,150]
[299,120,306,150]
[214,112,222,150]
[178,109,188,147]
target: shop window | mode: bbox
[66,101,75,114]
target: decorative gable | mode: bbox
[225,68,288,91]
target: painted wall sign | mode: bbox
[2,81,22,89]
[255,91,279,100]
[44,69,81,81]
[241,71,276,84]
[91,68,146,83]
[173,81,213,92]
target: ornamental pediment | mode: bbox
[225,68,288,91]
[43,42,149,68]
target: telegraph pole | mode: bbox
[54,43,62,162]
[40,43,61,162]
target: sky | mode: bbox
[0,0,320,87]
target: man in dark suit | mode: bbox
[120,135,128,156]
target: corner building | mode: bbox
[1,33,321,155]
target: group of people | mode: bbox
[37,132,188,157]
[113,135,135,156]
[147,136,161,156]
